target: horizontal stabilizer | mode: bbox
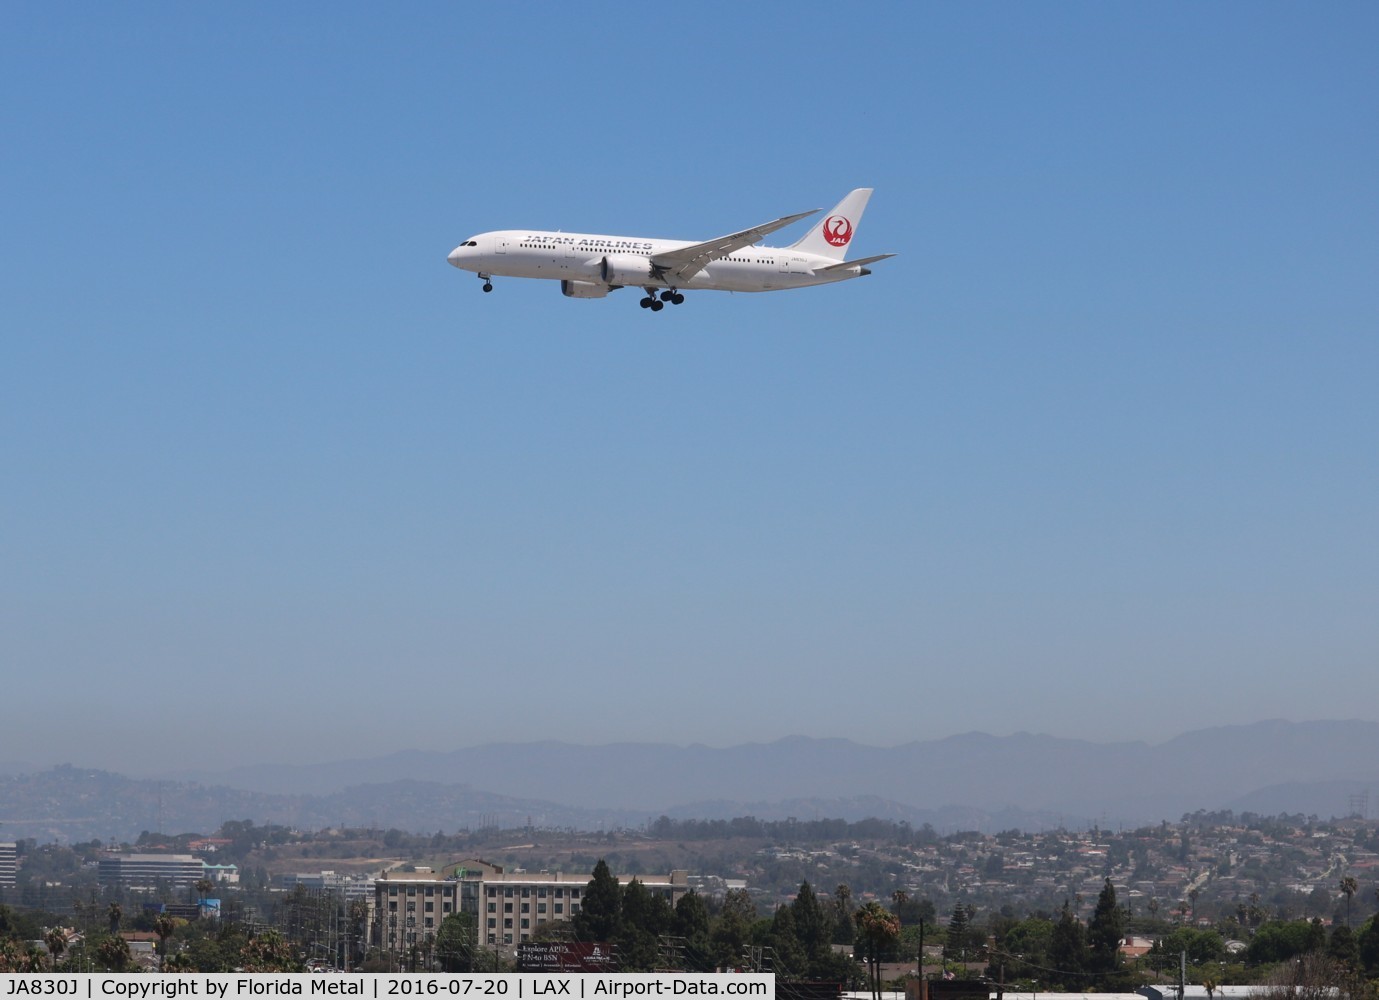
[815,253,896,272]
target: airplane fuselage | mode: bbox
[447,229,873,293]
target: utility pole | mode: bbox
[657,934,686,972]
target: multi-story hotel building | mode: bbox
[97,853,207,890]
[374,868,461,956]
[373,862,690,955]
[0,842,16,889]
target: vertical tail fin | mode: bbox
[789,188,874,259]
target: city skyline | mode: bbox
[3,4,1377,775]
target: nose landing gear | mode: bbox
[478,274,493,293]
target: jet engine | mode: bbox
[600,254,653,287]
[560,279,611,299]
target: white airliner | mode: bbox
[446,188,894,311]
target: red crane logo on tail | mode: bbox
[823,215,854,247]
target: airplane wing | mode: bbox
[650,208,820,283]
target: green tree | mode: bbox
[163,952,195,972]
[573,859,622,942]
[1152,927,1225,966]
[990,916,1053,982]
[673,892,713,972]
[895,895,937,927]
[1357,912,1379,976]
[767,905,808,978]
[1087,879,1123,980]
[180,922,251,972]
[435,912,476,972]
[1327,923,1358,969]
[944,903,971,963]
[1247,919,1327,964]
[1049,900,1087,990]
[812,947,866,988]
[792,881,831,963]
[615,879,669,971]
[710,889,756,970]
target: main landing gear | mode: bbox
[639,288,685,311]
[478,273,493,293]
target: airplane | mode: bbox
[446,188,894,311]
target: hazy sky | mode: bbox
[3,3,1376,775]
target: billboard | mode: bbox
[518,941,617,972]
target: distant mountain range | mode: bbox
[2,720,1377,843]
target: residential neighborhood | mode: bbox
[3,809,1378,985]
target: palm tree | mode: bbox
[96,935,132,972]
[1340,876,1358,929]
[154,913,177,968]
[44,929,67,970]
[240,929,301,972]
[106,902,122,936]
[855,902,901,1000]
[834,884,854,945]
[835,884,853,919]
[348,898,370,971]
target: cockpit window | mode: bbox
[464,240,478,247]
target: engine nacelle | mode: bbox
[600,253,653,287]
[560,279,611,299]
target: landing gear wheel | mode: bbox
[650,299,665,311]
[482,282,493,293]
[671,293,685,305]
[659,290,674,302]
[640,297,653,309]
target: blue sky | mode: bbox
[3,3,1376,774]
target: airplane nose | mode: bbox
[447,245,465,268]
